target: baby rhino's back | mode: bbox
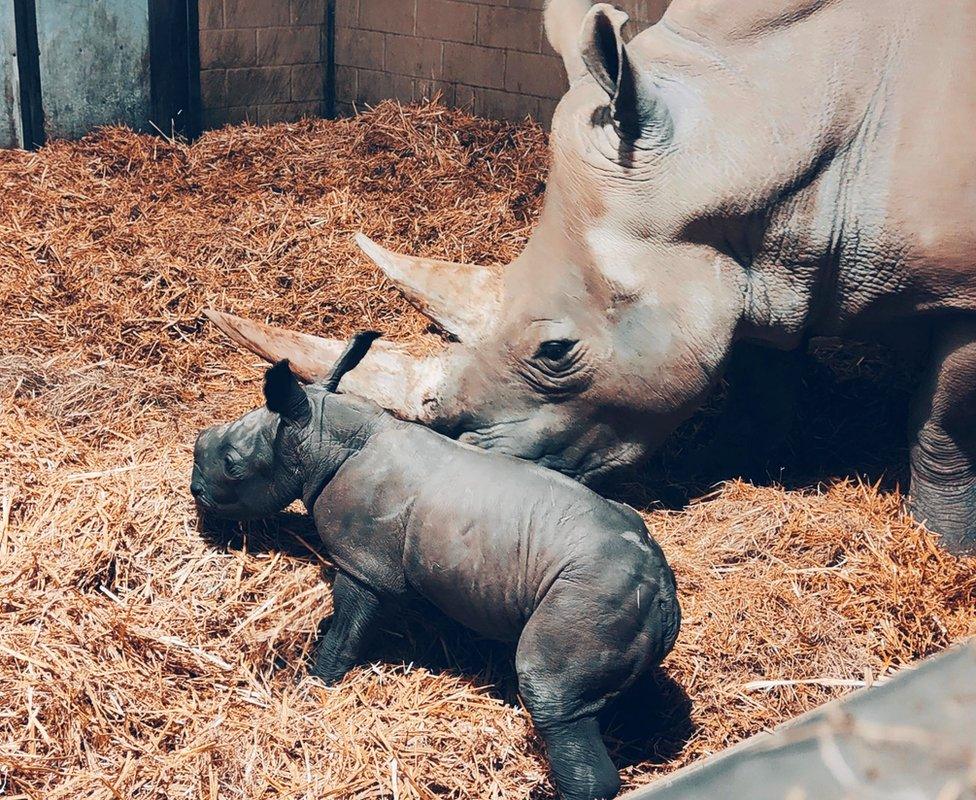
[383,426,671,642]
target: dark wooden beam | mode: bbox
[325,0,336,119]
[12,0,43,149]
[148,0,201,140]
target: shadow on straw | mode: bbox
[195,509,696,768]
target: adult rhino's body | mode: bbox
[207,0,976,552]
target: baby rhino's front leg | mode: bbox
[310,572,382,685]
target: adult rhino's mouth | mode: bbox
[574,441,647,486]
[454,418,532,451]
[453,418,644,486]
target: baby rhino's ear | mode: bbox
[264,360,312,427]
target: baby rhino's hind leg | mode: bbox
[516,584,638,800]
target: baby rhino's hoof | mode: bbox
[538,717,621,800]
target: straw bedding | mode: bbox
[0,101,973,799]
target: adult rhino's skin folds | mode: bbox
[191,334,680,800]
[206,0,976,554]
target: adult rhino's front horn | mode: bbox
[354,234,501,343]
[202,309,447,423]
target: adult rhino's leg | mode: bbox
[309,571,382,684]
[515,584,631,800]
[908,318,976,554]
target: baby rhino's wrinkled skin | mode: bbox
[192,358,679,800]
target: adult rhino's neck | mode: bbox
[299,393,394,507]
[650,0,909,345]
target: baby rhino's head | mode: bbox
[191,332,381,520]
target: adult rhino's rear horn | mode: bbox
[355,234,500,342]
[203,309,446,422]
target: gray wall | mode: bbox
[0,3,22,148]
[198,0,331,128]
[35,0,151,139]
[334,0,672,125]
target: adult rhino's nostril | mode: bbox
[190,481,204,498]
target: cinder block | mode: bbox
[442,42,505,89]
[225,66,292,105]
[335,65,358,105]
[507,0,546,8]
[199,0,222,29]
[257,26,321,65]
[455,82,476,111]
[540,31,557,57]
[359,0,416,34]
[414,77,455,105]
[291,0,326,25]
[223,0,290,28]
[256,101,324,124]
[355,68,414,106]
[385,35,442,78]
[537,96,560,127]
[292,63,327,100]
[476,5,542,52]
[200,69,228,107]
[504,51,565,98]
[335,27,384,69]
[199,29,257,70]
[335,0,360,28]
[203,105,252,129]
[416,0,477,44]
[474,88,539,123]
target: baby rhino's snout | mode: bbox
[190,425,222,508]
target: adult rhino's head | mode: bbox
[208,1,747,484]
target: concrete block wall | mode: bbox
[197,0,672,130]
[334,0,671,125]
[199,0,331,128]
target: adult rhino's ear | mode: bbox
[545,0,593,84]
[580,4,671,140]
[264,360,312,427]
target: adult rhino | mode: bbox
[206,0,976,553]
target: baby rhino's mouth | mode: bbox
[190,467,216,511]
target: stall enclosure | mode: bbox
[0,0,199,148]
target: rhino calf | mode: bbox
[191,334,680,800]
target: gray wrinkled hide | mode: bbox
[206,0,976,554]
[192,376,680,800]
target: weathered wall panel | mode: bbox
[0,3,22,148]
[199,0,673,131]
[333,0,672,126]
[36,0,151,139]
[623,642,976,800]
[198,0,330,129]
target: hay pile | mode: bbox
[0,101,973,799]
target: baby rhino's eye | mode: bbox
[223,451,247,480]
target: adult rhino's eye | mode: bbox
[534,339,576,362]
